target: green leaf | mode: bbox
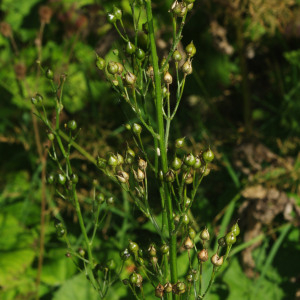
[0,249,35,288]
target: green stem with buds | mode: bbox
[145,0,178,287]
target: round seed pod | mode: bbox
[197,249,209,262]
[211,254,223,266]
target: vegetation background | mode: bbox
[0,0,300,299]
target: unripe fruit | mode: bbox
[116,62,124,75]
[138,158,147,170]
[182,60,192,75]
[211,254,224,266]
[148,244,157,257]
[184,172,193,184]
[164,71,173,85]
[197,249,209,262]
[107,154,118,167]
[57,173,66,185]
[71,173,79,184]
[106,196,114,205]
[47,174,55,184]
[78,248,85,257]
[129,272,138,284]
[200,228,210,241]
[164,282,173,293]
[160,244,169,254]
[96,193,105,204]
[160,57,169,72]
[172,156,182,170]
[175,137,185,148]
[116,153,124,165]
[45,68,54,80]
[48,133,55,141]
[185,197,191,208]
[107,61,118,75]
[125,72,136,85]
[173,50,182,62]
[176,281,186,294]
[132,123,142,135]
[135,168,145,182]
[184,153,196,167]
[185,41,196,57]
[184,237,193,249]
[107,13,116,24]
[194,156,202,169]
[113,6,122,20]
[231,222,240,237]
[67,120,77,131]
[225,231,236,246]
[126,42,136,55]
[116,171,129,183]
[96,56,106,70]
[203,148,214,162]
[188,227,196,239]
[182,214,189,225]
[136,48,145,60]
[97,157,107,169]
[128,241,139,254]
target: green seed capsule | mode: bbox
[194,157,202,169]
[57,173,66,185]
[182,60,192,75]
[165,169,175,182]
[107,154,118,167]
[129,272,138,284]
[71,173,78,184]
[126,42,136,55]
[47,174,55,184]
[97,157,107,169]
[120,248,131,261]
[113,6,122,20]
[128,241,139,254]
[96,55,106,70]
[96,193,105,204]
[125,72,136,85]
[173,50,182,62]
[68,120,77,131]
[200,228,210,241]
[107,61,118,75]
[132,123,142,135]
[107,13,116,24]
[172,156,182,170]
[184,153,196,167]
[175,137,185,148]
[46,68,54,80]
[160,244,169,254]
[185,41,196,57]
[218,236,226,247]
[188,227,196,239]
[136,48,145,60]
[48,133,55,141]
[225,231,236,246]
[231,222,240,237]
[182,214,190,225]
[203,148,214,163]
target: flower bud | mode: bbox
[120,248,131,261]
[200,228,210,241]
[172,2,187,18]
[155,283,164,298]
[129,272,138,284]
[96,193,105,204]
[78,248,85,257]
[185,197,191,208]
[136,48,145,60]
[211,254,224,266]
[164,71,173,85]
[126,41,136,55]
[57,173,66,185]
[184,153,196,167]
[197,249,209,262]
[184,171,193,184]
[97,157,107,169]
[182,60,192,75]
[67,120,77,131]
[194,156,202,169]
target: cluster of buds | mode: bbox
[155,280,186,298]
[171,0,195,18]
[164,144,214,184]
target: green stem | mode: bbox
[145,0,178,286]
